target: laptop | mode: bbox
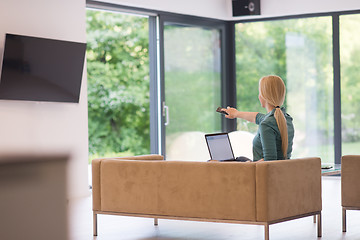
[205,133,248,162]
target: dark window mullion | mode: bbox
[333,14,342,164]
[223,21,237,133]
[149,16,160,155]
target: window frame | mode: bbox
[86,0,360,164]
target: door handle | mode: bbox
[163,103,169,126]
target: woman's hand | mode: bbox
[223,107,239,119]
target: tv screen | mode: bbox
[0,33,86,103]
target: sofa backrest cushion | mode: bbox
[341,155,360,208]
[92,154,164,211]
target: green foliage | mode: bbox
[164,71,221,136]
[236,18,332,114]
[86,10,150,157]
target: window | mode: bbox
[235,17,334,163]
[340,14,360,155]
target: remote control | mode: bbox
[216,107,228,115]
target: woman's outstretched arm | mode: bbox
[222,107,258,123]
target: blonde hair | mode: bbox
[259,75,288,159]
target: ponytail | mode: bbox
[259,76,289,159]
[274,107,288,159]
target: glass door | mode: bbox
[162,23,222,161]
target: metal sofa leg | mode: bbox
[264,223,269,240]
[317,212,322,237]
[93,213,98,236]
[342,207,346,232]
[154,218,158,226]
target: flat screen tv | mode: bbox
[0,33,86,103]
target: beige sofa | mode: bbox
[92,155,322,240]
[341,155,360,232]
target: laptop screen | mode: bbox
[205,133,235,161]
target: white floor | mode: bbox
[68,176,360,240]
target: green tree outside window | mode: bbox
[86,9,150,161]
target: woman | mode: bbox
[223,75,294,161]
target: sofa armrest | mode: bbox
[92,158,102,211]
[342,155,360,208]
[114,154,164,161]
[256,158,322,222]
[99,154,164,161]
[92,154,163,211]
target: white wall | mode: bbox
[259,0,360,19]
[100,0,360,20]
[0,0,89,199]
